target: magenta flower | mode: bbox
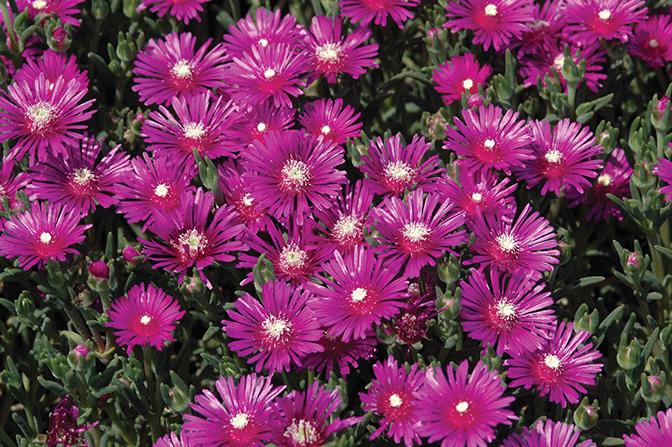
[339,0,420,28]
[0,75,95,164]
[114,154,195,230]
[359,358,424,447]
[16,0,85,26]
[566,147,633,221]
[309,246,408,341]
[46,396,97,447]
[624,408,672,447]
[433,53,492,105]
[154,431,191,447]
[515,1,565,58]
[654,158,672,202]
[218,161,271,234]
[516,119,603,196]
[141,0,210,24]
[28,136,130,214]
[0,202,90,270]
[468,204,560,279]
[565,0,647,45]
[444,0,534,52]
[417,360,516,447]
[228,103,295,149]
[272,381,360,446]
[301,329,377,377]
[304,16,378,83]
[629,15,672,68]
[132,32,227,106]
[223,280,322,373]
[506,321,603,407]
[504,419,596,447]
[141,189,247,283]
[13,50,88,90]
[142,93,238,162]
[360,134,443,196]
[106,283,185,354]
[460,269,556,355]
[312,181,373,253]
[183,374,285,447]
[443,105,532,174]
[223,8,303,60]
[0,158,27,215]
[228,44,309,108]
[299,98,363,146]
[373,189,467,278]
[242,130,346,225]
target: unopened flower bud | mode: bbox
[617,339,641,370]
[122,246,140,263]
[468,94,483,108]
[72,344,89,359]
[627,252,641,268]
[641,374,664,403]
[573,398,600,430]
[88,261,109,280]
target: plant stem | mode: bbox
[143,346,162,441]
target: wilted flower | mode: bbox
[47,396,97,447]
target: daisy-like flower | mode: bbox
[359,358,424,447]
[183,374,285,447]
[468,204,560,279]
[132,32,227,106]
[304,16,379,84]
[218,161,271,233]
[272,382,360,447]
[564,0,648,45]
[624,408,672,446]
[27,136,130,215]
[312,181,373,253]
[141,189,247,283]
[515,1,566,58]
[438,169,517,226]
[243,130,346,225]
[506,419,596,447]
[13,50,88,90]
[340,0,420,28]
[516,119,603,196]
[223,8,303,60]
[360,134,443,196]
[223,280,322,373]
[142,93,238,162]
[373,189,467,278]
[299,98,363,146]
[153,431,191,447]
[444,0,534,52]
[443,105,532,174]
[417,360,516,447]
[16,0,85,26]
[309,246,408,341]
[0,202,90,270]
[106,283,185,354]
[566,148,633,221]
[0,75,95,164]
[228,103,295,149]
[433,53,492,105]
[460,269,556,355]
[0,159,27,214]
[228,44,309,109]
[506,321,603,407]
[141,0,210,24]
[654,158,672,202]
[114,154,195,230]
[629,15,672,68]
[301,329,377,376]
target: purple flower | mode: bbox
[624,408,672,446]
[564,0,648,45]
[433,53,492,105]
[218,160,272,234]
[154,431,192,447]
[515,1,566,58]
[17,0,85,26]
[654,158,672,202]
[301,329,377,377]
[629,15,672,68]
[223,8,303,60]
[13,49,88,90]
[299,98,363,146]
[0,158,27,215]
[504,419,596,447]
[339,0,421,28]
[506,321,603,407]
[228,103,295,149]
[141,0,210,24]
[47,396,97,447]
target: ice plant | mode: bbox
[16,0,85,26]
[506,321,603,407]
[140,0,210,24]
[183,374,285,447]
[433,53,492,105]
[443,105,532,174]
[0,74,95,164]
[46,396,96,447]
[517,119,603,196]
[0,158,27,214]
[444,0,534,52]
[468,204,560,279]
[154,431,192,447]
[132,32,228,106]
[624,408,672,446]
[0,202,90,269]
[303,16,379,83]
[373,189,467,278]
[223,8,303,60]
[515,1,565,58]
[359,133,443,196]
[654,158,672,202]
[417,360,516,446]
[13,49,88,89]
[460,269,556,355]
[309,246,408,341]
[299,98,363,146]
[301,329,377,377]
[218,161,272,233]
[359,358,424,447]
[339,0,421,28]
[106,283,185,354]
[228,103,295,149]
[564,0,648,45]
[503,419,596,447]
[629,15,672,68]
[27,136,131,214]
[242,130,346,225]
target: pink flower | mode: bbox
[299,98,363,145]
[13,49,88,90]
[106,283,185,354]
[141,0,210,24]
[218,161,272,234]
[515,1,566,58]
[16,0,85,26]
[504,419,596,447]
[654,157,672,202]
[624,408,672,446]
[433,53,492,105]
[301,329,377,377]
[0,158,27,215]
[87,260,109,279]
[227,103,295,149]
[223,8,303,60]
[47,396,97,447]
[339,0,421,28]
[629,15,672,68]
[564,0,648,45]
[154,431,192,447]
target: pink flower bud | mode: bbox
[88,261,109,280]
[122,246,140,263]
[72,344,89,359]
[468,94,483,108]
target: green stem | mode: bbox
[0,1,18,55]
[143,346,161,441]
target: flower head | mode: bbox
[565,0,648,45]
[0,158,28,215]
[224,8,303,59]
[47,396,97,447]
[228,103,295,149]
[624,408,672,447]
[629,15,672,68]
[13,49,88,90]
[339,0,421,28]
[154,431,192,447]
[515,1,566,58]
[141,0,210,24]
[218,161,272,233]
[504,419,596,447]
[433,53,492,105]
[301,329,377,377]
[17,0,85,26]
[299,98,363,146]
[654,158,672,202]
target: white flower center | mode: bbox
[258,38,269,47]
[154,183,169,198]
[389,394,403,408]
[26,101,56,132]
[242,193,254,207]
[598,9,611,20]
[281,159,310,188]
[284,419,318,446]
[333,215,360,239]
[350,287,368,303]
[32,0,47,9]
[471,192,483,202]
[256,122,267,132]
[544,354,562,369]
[597,173,612,186]
[649,39,659,48]
[139,314,152,325]
[553,54,566,71]
[483,138,496,150]
[72,168,95,185]
[177,229,208,256]
[545,149,563,163]
[39,232,53,244]
[320,125,331,135]
[484,3,498,16]
[230,412,249,429]
[496,300,516,318]
[262,315,291,340]
[384,161,415,182]
[171,59,193,79]
[496,233,518,253]
[264,68,276,79]
[279,243,307,269]
[315,43,341,62]
[455,401,470,413]
[183,122,205,139]
[402,222,431,243]
[462,78,474,90]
